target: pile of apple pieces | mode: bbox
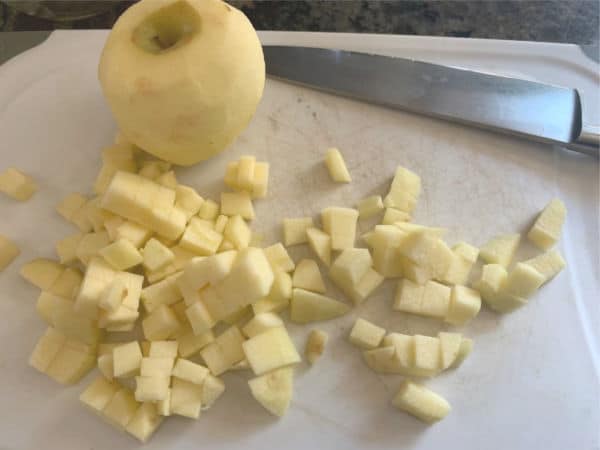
[18,140,567,441]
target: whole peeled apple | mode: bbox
[98,0,265,166]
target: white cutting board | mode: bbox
[0,30,598,450]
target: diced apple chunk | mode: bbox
[102,387,140,429]
[56,193,88,223]
[220,191,255,220]
[0,234,20,270]
[200,326,245,375]
[243,326,300,375]
[523,249,566,283]
[479,233,520,268]
[142,237,175,272]
[175,185,204,220]
[397,231,454,280]
[80,376,120,414]
[330,248,372,287]
[115,221,152,248]
[45,340,96,385]
[99,238,142,270]
[29,327,67,373]
[172,359,209,384]
[97,354,114,380]
[148,340,178,358]
[20,258,64,290]
[185,300,215,335]
[451,338,474,368]
[202,374,225,408]
[357,195,383,219]
[290,288,350,324]
[445,285,481,326]
[305,329,328,365]
[292,259,326,293]
[420,280,451,319]
[383,166,421,213]
[527,198,566,250]
[55,233,84,265]
[98,278,127,313]
[223,214,251,249]
[325,148,351,183]
[77,231,111,265]
[264,243,295,272]
[169,378,203,419]
[475,263,508,311]
[0,167,37,201]
[413,335,441,376]
[125,402,163,443]
[349,318,385,349]
[392,381,450,424]
[142,273,183,312]
[175,327,214,358]
[282,217,314,246]
[249,367,294,417]
[242,312,284,338]
[197,199,219,220]
[113,341,143,378]
[393,279,425,314]
[438,332,463,369]
[322,207,358,250]
[381,208,411,225]
[306,227,331,266]
[179,223,223,256]
[135,376,170,402]
[252,271,292,314]
[140,357,174,377]
[142,304,181,341]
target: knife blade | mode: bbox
[263,46,599,157]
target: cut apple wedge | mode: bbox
[290,288,350,324]
[248,367,294,417]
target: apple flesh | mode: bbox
[98,0,265,165]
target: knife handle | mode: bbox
[566,125,600,157]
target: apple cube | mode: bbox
[77,231,111,265]
[172,358,209,384]
[0,167,37,201]
[349,318,386,349]
[438,332,463,369]
[113,341,142,378]
[368,225,405,278]
[305,329,328,365]
[502,262,545,299]
[175,185,204,220]
[80,376,120,414]
[98,278,126,312]
[475,264,508,310]
[344,268,383,304]
[175,327,214,358]
[156,390,171,417]
[215,248,274,316]
[141,272,182,312]
[54,233,83,265]
[140,357,174,377]
[383,166,421,213]
[185,300,215,335]
[383,333,413,372]
[292,259,326,293]
[56,192,88,223]
[480,233,521,268]
[306,227,331,266]
[249,367,294,417]
[125,402,163,443]
[135,376,170,402]
[392,381,450,424]
[20,258,64,290]
[234,155,255,190]
[394,222,447,237]
[220,191,255,220]
[156,170,177,189]
[322,207,359,250]
[114,271,143,311]
[251,162,270,198]
[221,305,253,326]
[200,326,245,375]
[29,327,67,373]
[324,148,351,183]
[223,214,251,249]
[381,207,411,225]
[52,304,101,345]
[202,374,225,408]
[451,338,474,368]
[523,249,566,283]
[252,271,292,314]
[413,335,441,376]
[179,223,223,255]
[142,238,174,272]
[290,288,350,324]
[148,340,178,358]
[445,285,481,325]
[170,378,203,419]
[330,248,372,287]
[102,387,140,429]
[97,354,114,380]
[115,221,152,248]
[47,267,82,299]
[282,217,314,246]
[362,346,398,374]
[420,280,451,318]
[138,160,170,179]
[397,231,454,280]
[45,340,96,385]
[143,304,181,341]
[357,195,383,219]
[527,198,566,250]
[243,326,301,375]
[393,279,425,314]
[264,243,295,272]
[242,312,284,338]
[197,199,219,220]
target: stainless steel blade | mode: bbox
[263,46,599,157]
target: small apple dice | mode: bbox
[527,198,566,250]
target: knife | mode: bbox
[263,46,599,157]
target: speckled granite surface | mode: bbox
[1,1,598,45]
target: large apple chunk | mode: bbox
[98,0,265,165]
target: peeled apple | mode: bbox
[98,0,265,165]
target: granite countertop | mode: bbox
[1,0,598,46]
